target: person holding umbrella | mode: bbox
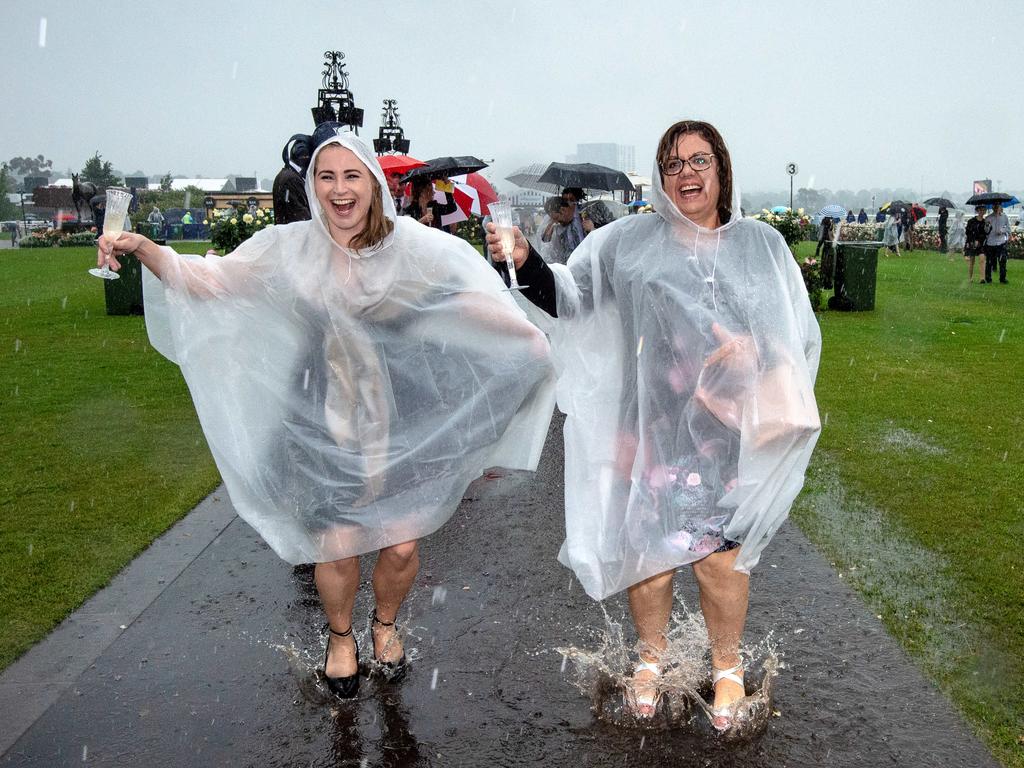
[965,205,988,282]
[984,202,1010,283]
[94,124,555,700]
[486,119,820,730]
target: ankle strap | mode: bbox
[323,622,352,638]
[371,609,395,627]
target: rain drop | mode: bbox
[432,585,447,606]
[640,735,646,750]
[1002,451,1008,462]
[302,368,310,391]
[38,17,47,47]
[61,296,68,309]
[284,189,290,203]
[823,411,829,425]
[998,328,1006,343]
[848,357,855,366]
[231,61,238,79]
[636,335,644,357]
[14,338,21,352]
[430,667,439,690]
[560,654,567,674]
[28,543,33,556]
[872,371,878,381]
[81,744,87,761]
[70,500,76,513]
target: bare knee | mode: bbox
[380,540,419,571]
[692,547,744,590]
[316,555,360,579]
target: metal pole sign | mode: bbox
[786,162,798,210]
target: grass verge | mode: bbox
[791,242,1023,767]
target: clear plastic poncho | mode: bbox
[543,164,821,600]
[883,216,900,247]
[948,210,966,250]
[141,132,556,563]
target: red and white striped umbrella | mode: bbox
[439,173,500,227]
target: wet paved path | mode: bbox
[0,416,1000,767]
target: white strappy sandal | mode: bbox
[625,657,663,718]
[710,663,745,731]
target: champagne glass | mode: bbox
[89,188,133,280]
[488,199,528,291]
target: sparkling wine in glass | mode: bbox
[89,188,133,280]
[488,199,527,291]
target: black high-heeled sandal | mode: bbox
[370,609,408,682]
[322,623,359,699]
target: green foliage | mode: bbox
[80,152,122,187]
[797,254,823,310]
[208,204,274,253]
[0,164,18,219]
[129,186,207,229]
[455,215,483,244]
[159,172,173,192]
[7,154,53,177]
[754,208,811,246]
[56,231,98,247]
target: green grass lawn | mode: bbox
[791,242,1023,767]
[0,242,1021,764]
[0,243,221,670]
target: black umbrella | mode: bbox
[537,162,635,193]
[922,197,956,208]
[880,200,911,215]
[402,156,488,183]
[966,191,1014,206]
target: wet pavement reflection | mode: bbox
[1,416,1000,767]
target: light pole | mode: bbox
[786,162,798,210]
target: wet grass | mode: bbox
[790,244,1024,767]
[0,244,221,670]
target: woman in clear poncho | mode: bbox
[96,125,555,700]
[488,120,820,729]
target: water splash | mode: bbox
[556,599,777,737]
[431,585,447,606]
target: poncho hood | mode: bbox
[305,128,398,258]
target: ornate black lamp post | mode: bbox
[373,99,410,155]
[311,51,364,131]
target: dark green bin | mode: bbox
[828,242,880,311]
[103,252,144,315]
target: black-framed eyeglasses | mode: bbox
[660,152,715,176]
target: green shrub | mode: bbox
[57,231,98,247]
[208,205,273,254]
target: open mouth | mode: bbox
[677,184,703,201]
[330,198,357,215]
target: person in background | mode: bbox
[875,208,886,223]
[272,134,312,224]
[147,205,166,239]
[559,187,587,253]
[845,209,855,223]
[937,206,949,253]
[857,208,868,224]
[404,177,458,230]
[181,209,195,240]
[386,173,405,212]
[983,202,1009,284]
[540,196,575,264]
[965,205,987,282]
[815,215,835,288]
[883,212,901,254]
[948,208,966,254]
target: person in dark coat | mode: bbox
[815,215,835,289]
[857,208,868,224]
[403,177,458,229]
[937,206,949,253]
[272,134,312,224]
[964,205,987,282]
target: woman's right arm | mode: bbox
[97,232,172,279]
[484,223,558,316]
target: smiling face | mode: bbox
[664,133,721,229]
[313,144,375,247]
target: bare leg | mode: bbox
[692,546,750,712]
[967,255,974,281]
[625,569,674,713]
[315,557,361,677]
[371,540,420,663]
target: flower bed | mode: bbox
[208,206,274,253]
[17,228,97,248]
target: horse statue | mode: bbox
[71,174,100,220]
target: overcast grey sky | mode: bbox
[4,0,1022,196]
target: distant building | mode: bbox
[508,190,545,207]
[572,143,636,173]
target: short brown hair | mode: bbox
[348,175,394,253]
[655,120,734,224]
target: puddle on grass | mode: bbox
[557,600,778,740]
[794,460,967,669]
[876,422,946,456]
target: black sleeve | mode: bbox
[493,244,558,317]
[436,193,459,217]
